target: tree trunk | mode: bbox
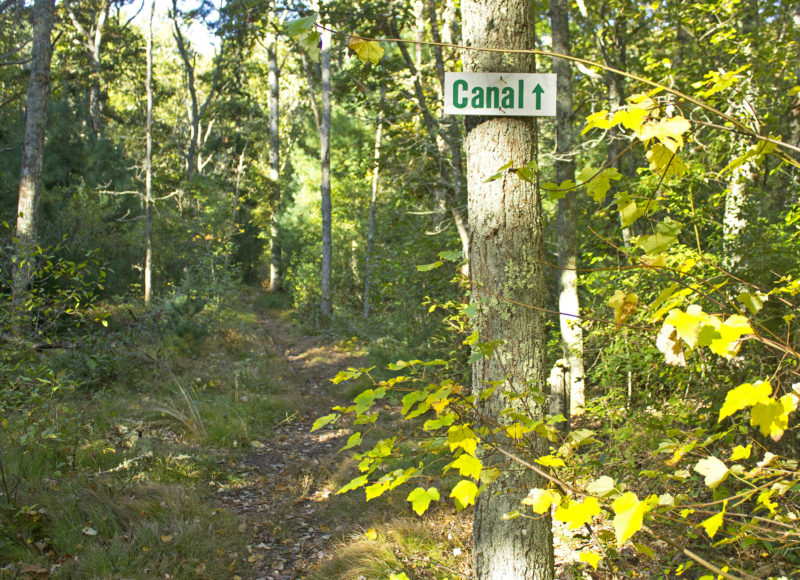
[363,95,384,318]
[551,0,584,419]
[319,26,332,316]
[268,34,282,292]
[144,0,155,303]
[462,1,554,578]
[12,0,55,310]
[66,0,109,137]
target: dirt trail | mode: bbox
[215,309,368,580]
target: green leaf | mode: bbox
[554,496,601,530]
[738,292,764,314]
[347,36,383,65]
[579,166,622,202]
[339,432,362,452]
[417,261,443,271]
[311,413,338,432]
[438,250,462,262]
[423,412,456,431]
[719,380,772,421]
[646,143,687,177]
[485,160,513,182]
[637,218,681,255]
[450,479,479,510]
[618,193,647,227]
[337,474,368,495]
[541,180,575,201]
[285,15,316,36]
[693,456,730,490]
[354,387,385,415]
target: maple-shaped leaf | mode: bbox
[730,444,752,461]
[646,143,687,177]
[611,106,649,132]
[448,424,479,456]
[554,496,601,530]
[347,36,384,65]
[612,492,647,546]
[285,15,316,36]
[541,179,575,201]
[664,304,707,349]
[656,323,686,367]
[637,218,681,255]
[535,455,566,468]
[694,456,730,490]
[450,479,478,510]
[522,488,561,514]
[586,475,617,497]
[637,116,691,152]
[618,194,647,228]
[407,486,440,515]
[707,315,752,357]
[579,551,602,571]
[751,394,797,441]
[718,380,772,421]
[582,110,611,134]
[579,166,622,202]
[608,290,639,324]
[448,453,482,480]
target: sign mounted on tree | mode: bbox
[443,72,557,116]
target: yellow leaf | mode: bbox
[608,290,639,324]
[448,453,482,480]
[656,324,686,367]
[347,37,384,65]
[579,550,602,570]
[637,116,691,152]
[700,511,725,539]
[718,381,772,421]
[535,455,566,468]
[730,444,752,461]
[751,394,797,441]
[365,528,378,540]
[161,534,173,543]
[448,424,478,456]
[664,305,708,349]
[450,479,479,510]
[612,492,647,546]
[611,106,649,132]
[708,315,752,357]
[554,496,601,530]
[522,488,561,514]
[505,422,531,440]
[582,110,611,134]
[694,456,730,490]
[646,143,687,177]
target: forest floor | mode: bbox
[215,303,587,580]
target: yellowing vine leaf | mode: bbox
[347,36,384,65]
[656,324,686,367]
[579,551,602,571]
[646,143,687,177]
[637,116,691,152]
[450,479,478,510]
[608,290,639,324]
[719,380,772,421]
[522,488,561,513]
[448,453,482,480]
[751,394,797,441]
[611,106,649,132]
[693,456,730,490]
[730,444,752,461]
[578,166,622,202]
[707,315,752,357]
[535,455,566,468]
[554,496,601,530]
[582,110,611,134]
[664,304,707,349]
[311,413,338,432]
[700,509,725,539]
[448,424,479,456]
[612,492,648,546]
[407,486,440,515]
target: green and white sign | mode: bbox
[444,72,557,117]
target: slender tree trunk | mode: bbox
[224,138,248,271]
[319,26,332,316]
[144,0,155,303]
[66,0,109,137]
[363,93,384,318]
[12,0,54,311]
[551,0,585,420]
[462,0,554,578]
[268,34,282,292]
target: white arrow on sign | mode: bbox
[443,72,557,117]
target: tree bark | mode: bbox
[551,0,585,419]
[319,26,332,316]
[462,1,554,578]
[144,0,155,303]
[268,34,282,292]
[12,0,55,310]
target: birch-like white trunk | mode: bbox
[268,34,282,292]
[319,26,333,316]
[144,0,155,303]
